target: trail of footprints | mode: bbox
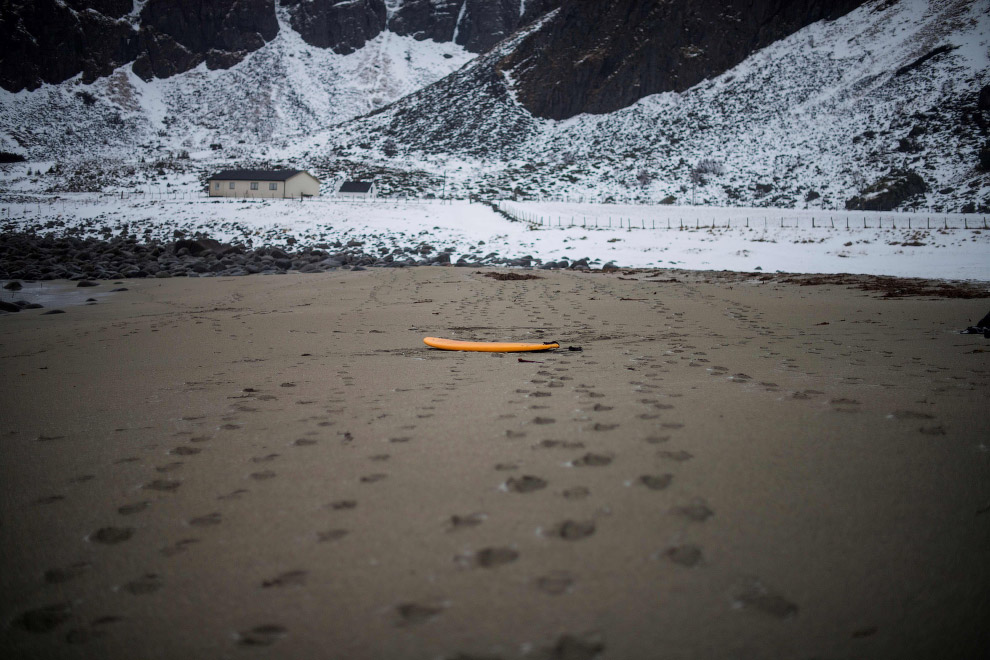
[18,269,955,654]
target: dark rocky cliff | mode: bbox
[389,0,560,53]
[0,0,279,90]
[0,0,864,109]
[0,0,560,91]
[282,0,561,55]
[499,0,867,119]
[280,0,386,55]
[0,0,138,91]
[132,0,279,80]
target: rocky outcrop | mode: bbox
[279,0,386,54]
[499,0,867,119]
[0,0,138,91]
[389,0,560,53]
[845,170,928,211]
[1,0,279,90]
[282,0,561,55]
[0,0,560,91]
[132,0,279,80]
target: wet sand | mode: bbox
[1,267,988,659]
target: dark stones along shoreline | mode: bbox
[0,232,598,282]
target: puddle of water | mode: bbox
[1,280,123,309]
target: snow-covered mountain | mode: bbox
[1,0,988,214]
[0,2,474,161]
[334,0,990,212]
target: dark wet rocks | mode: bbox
[0,230,608,281]
[0,297,44,311]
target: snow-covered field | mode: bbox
[3,195,989,281]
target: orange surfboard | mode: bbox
[423,337,559,352]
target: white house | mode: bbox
[337,180,377,199]
[208,169,321,199]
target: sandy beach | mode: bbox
[1,267,988,659]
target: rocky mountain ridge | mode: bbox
[500,0,866,119]
[0,0,561,92]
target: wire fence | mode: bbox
[0,192,458,217]
[496,201,990,232]
[2,194,987,232]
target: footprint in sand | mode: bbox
[504,475,548,493]
[237,624,287,647]
[329,500,357,511]
[446,513,486,532]
[535,439,585,450]
[549,520,596,540]
[570,453,613,467]
[360,473,387,483]
[160,538,199,557]
[169,446,201,456]
[470,547,519,568]
[533,417,556,425]
[534,571,575,595]
[121,573,163,595]
[188,512,222,527]
[293,438,318,446]
[117,501,150,515]
[562,487,590,500]
[656,450,693,462]
[662,545,704,567]
[262,570,308,588]
[637,474,673,490]
[317,529,349,543]
[249,470,276,481]
[88,527,134,545]
[671,499,714,522]
[395,602,445,627]
[540,633,605,660]
[33,494,66,505]
[44,562,91,584]
[250,453,279,463]
[731,576,799,618]
[143,479,181,492]
[12,603,73,633]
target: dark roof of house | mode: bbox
[209,169,305,182]
[339,181,374,193]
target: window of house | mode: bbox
[214,182,219,189]
[229,182,235,189]
[250,182,259,190]
[269,183,278,190]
